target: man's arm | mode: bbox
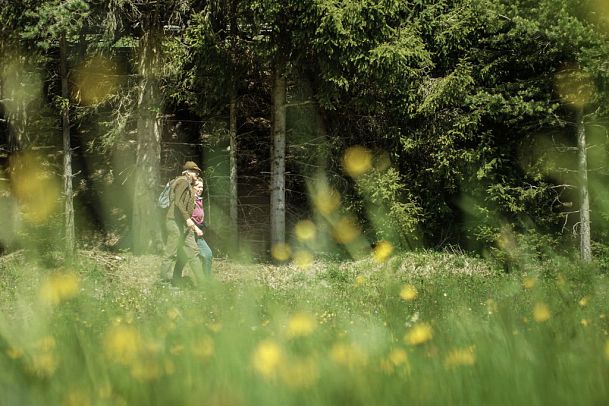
[173,178,192,222]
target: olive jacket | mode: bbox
[166,175,195,223]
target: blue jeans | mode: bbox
[196,236,213,276]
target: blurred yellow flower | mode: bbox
[40,272,80,305]
[581,319,590,327]
[35,336,56,351]
[313,188,341,214]
[97,384,113,399]
[330,343,367,368]
[354,275,366,287]
[555,67,595,108]
[104,325,141,364]
[286,313,316,338]
[164,359,176,375]
[130,358,162,381]
[399,284,418,301]
[252,340,284,378]
[167,308,181,321]
[444,347,476,368]
[10,152,60,223]
[405,322,433,346]
[332,217,361,244]
[604,340,609,360]
[373,240,394,263]
[28,352,58,378]
[7,347,23,359]
[271,243,291,261]
[343,145,372,177]
[64,389,90,406]
[192,335,215,359]
[294,220,316,241]
[74,56,120,105]
[169,344,184,355]
[280,358,319,389]
[208,322,223,333]
[381,347,410,374]
[533,303,551,323]
[522,276,536,289]
[579,296,590,307]
[293,250,314,269]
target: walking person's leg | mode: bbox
[196,237,213,276]
[160,219,184,282]
[181,230,204,286]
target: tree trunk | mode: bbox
[229,79,239,246]
[132,31,162,254]
[228,0,239,249]
[60,34,75,256]
[576,106,592,262]
[270,58,287,248]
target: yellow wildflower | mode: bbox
[354,275,366,287]
[579,296,590,307]
[294,220,317,241]
[522,276,536,289]
[208,322,223,333]
[252,340,284,379]
[405,322,433,346]
[29,352,58,378]
[293,250,314,269]
[330,343,367,368]
[40,272,80,305]
[280,358,319,389]
[35,336,56,351]
[332,217,361,244]
[399,284,418,301]
[286,313,316,338]
[192,335,215,359]
[130,358,162,381]
[380,348,410,374]
[313,188,341,214]
[343,145,372,177]
[533,303,551,323]
[7,347,23,359]
[103,325,141,364]
[444,346,476,368]
[64,389,90,406]
[167,308,181,321]
[271,243,291,261]
[373,240,394,263]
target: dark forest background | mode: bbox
[1,0,609,265]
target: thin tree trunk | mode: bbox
[576,106,591,262]
[270,58,287,248]
[60,34,75,255]
[229,79,239,245]
[132,31,162,254]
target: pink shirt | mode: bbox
[192,198,204,225]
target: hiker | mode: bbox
[160,161,205,287]
[192,179,213,276]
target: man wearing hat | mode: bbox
[160,161,205,287]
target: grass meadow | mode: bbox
[1,249,609,405]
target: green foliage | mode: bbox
[356,167,422,247]
[21,0,89,48]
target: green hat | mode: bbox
[183,161,201,172]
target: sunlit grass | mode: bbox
[1,251,608,404]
